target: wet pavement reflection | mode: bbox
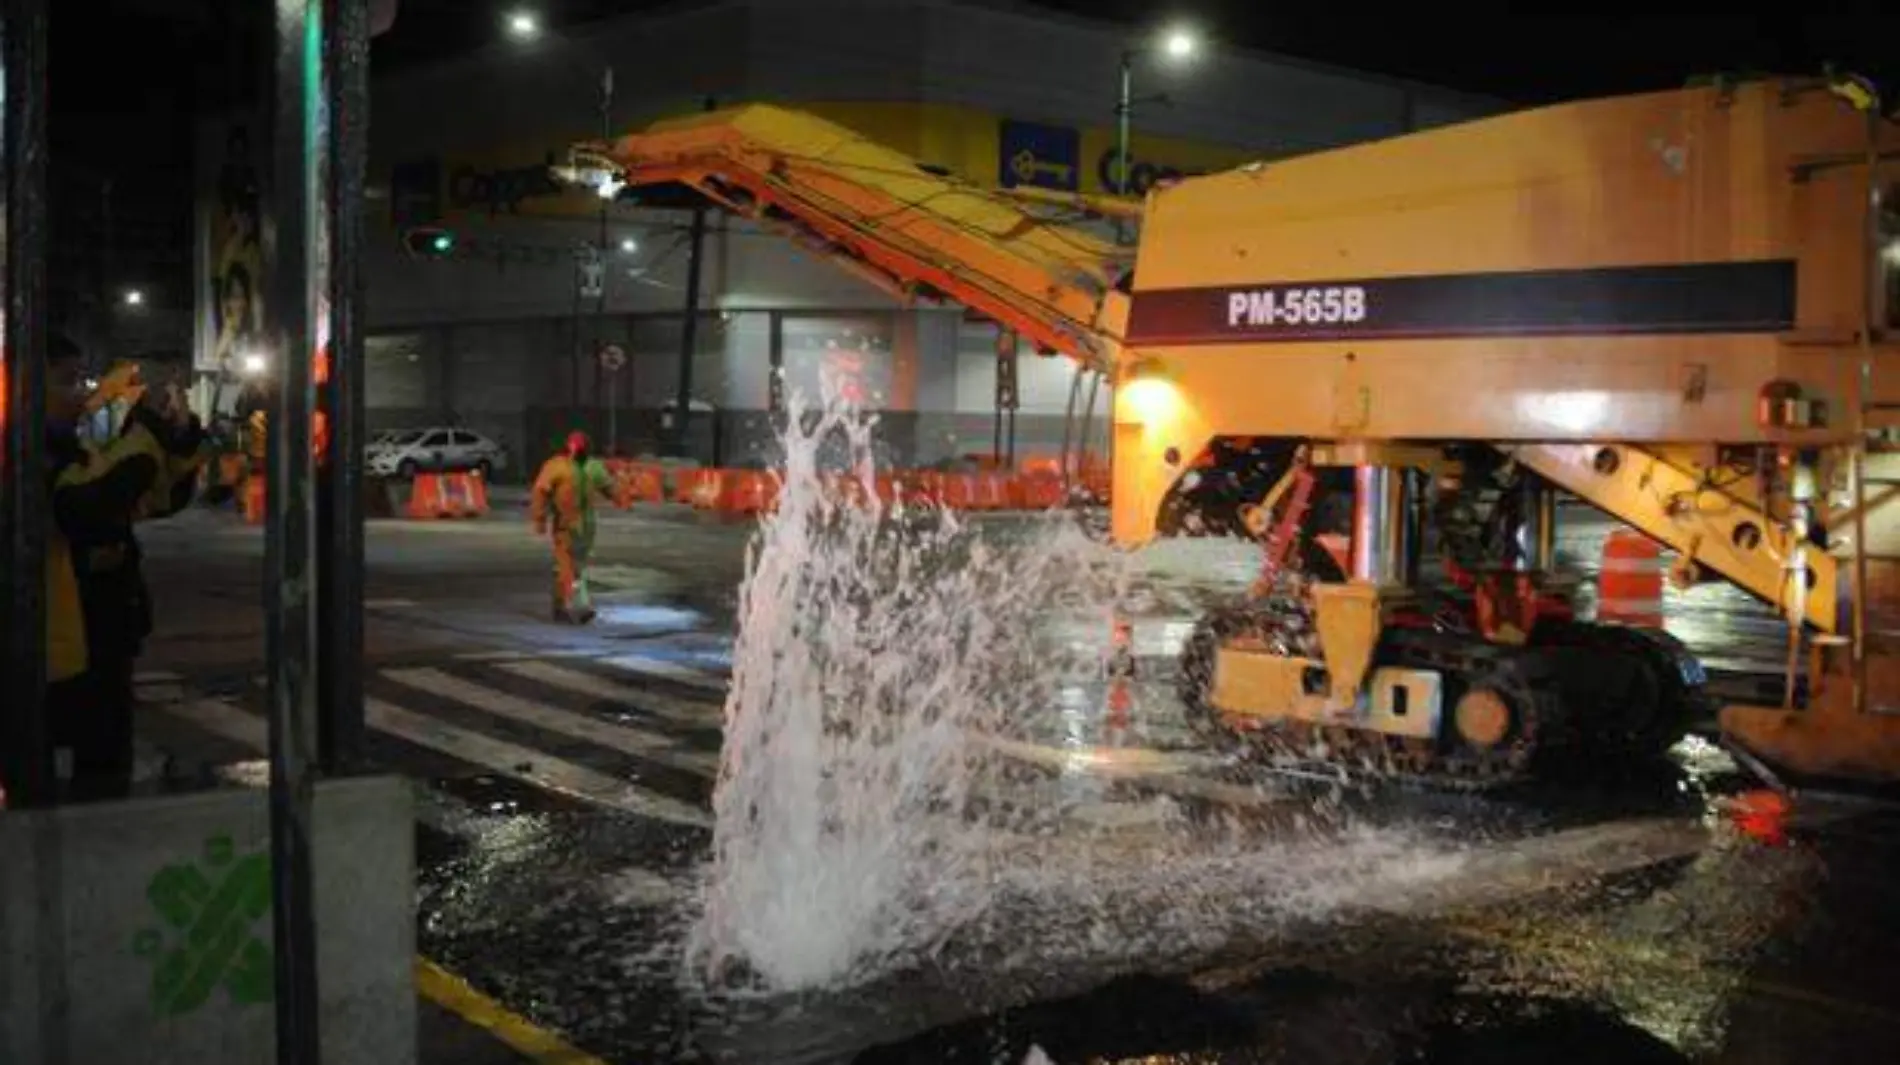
[381,505,1896,1064]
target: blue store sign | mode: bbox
[998,119,1080,192]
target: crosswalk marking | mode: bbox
[166,698,269,750]
[365,697,711,829]
[382,667,717,776]
[602,654,727,694]
[494,660,723,728]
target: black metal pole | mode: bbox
[315,0,367,774]
[595,67,613,450]
[0,0,50,809]
[569,258,583,422]
[669,96,715,457]
[264,1,323,1061]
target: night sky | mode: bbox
[46,0,1900,328]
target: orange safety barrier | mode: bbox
[1598,528,1664,627]
[1012,472,1065,510]
[242,472,265,525]
[971,470,1009,510]
[408,471,488,519]
[461,469,490,515]
[821,470,868,508]
[908,470,944,506]
[688,469,724,510]
[1018,455,1063,479]
[723,470,778,515]
[672,467,708,504]
[938,472,978,510]
[612,462,666,507]
[689,468,779,515]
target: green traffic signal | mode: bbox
[402,226,457,258]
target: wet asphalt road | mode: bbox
[128,494,1900,1064]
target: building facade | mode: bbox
[196,0,1505,476]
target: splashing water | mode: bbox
[687,394,1115,989]
[686,392,1469,995]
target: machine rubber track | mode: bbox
[1179,606,1709,791]
[1524,618,1715,757]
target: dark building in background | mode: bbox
[190,0,1503,475]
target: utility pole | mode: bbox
[1,0,51,809]
[316,0,370,775]
[595,65,614,451]
[669,95,716,457]
[1115,50,1132,245]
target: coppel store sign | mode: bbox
[997,118,1214,197]
[388,152,582,226]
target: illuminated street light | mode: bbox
[1162,27,1198,61]
[505,10,539,39]
[619,237,639,253]
[1116,24,1205,242]
[123,288,144,307]
[242,352,267,376]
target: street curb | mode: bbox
[415,957,609,1065]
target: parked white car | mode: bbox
[366,427,509,479]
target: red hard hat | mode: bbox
[566,431,590,455]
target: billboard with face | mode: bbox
[201,121,264,378]
[780,315,895,412]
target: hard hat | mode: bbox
[566,430,590,455]
[82,361,145,415]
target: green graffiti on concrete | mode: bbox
[131,833,274,1016]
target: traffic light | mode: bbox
[402,226,456,258]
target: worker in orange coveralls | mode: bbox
[530,430,616,624]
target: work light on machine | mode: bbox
[1119,356,1179,421]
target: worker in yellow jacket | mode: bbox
[39,337,205,802]
[530,430,616,624]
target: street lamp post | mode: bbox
[594,65,615,453]
[1116,52,1133,243]
[1113,25,1199,244]
[507,11,620,450]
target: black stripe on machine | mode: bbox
[1124,260,1797,345]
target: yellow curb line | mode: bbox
[415,956,610,1065]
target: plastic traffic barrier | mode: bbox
[407,471,487,519]
[1599,528,1664,627]
[241,472,265,525]
[1012,472,1064,510]
[971,470,1010,510]
[672,466,708,504]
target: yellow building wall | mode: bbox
[395,101,1264,225]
